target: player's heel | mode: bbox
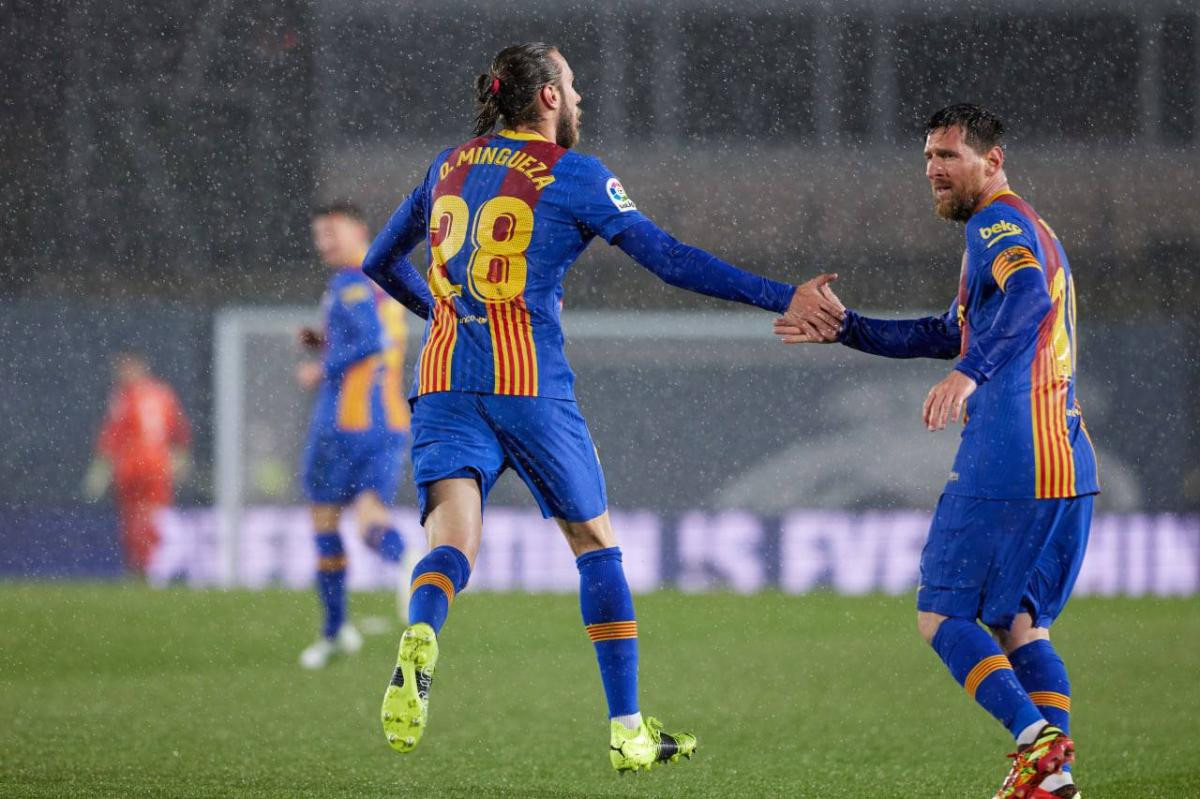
[1034,736,1074,776]
[609,716,697,773]
[380,623,438,754]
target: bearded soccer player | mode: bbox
[295,202,415,669]
[777,105,1096,799]
[360,43,841,771]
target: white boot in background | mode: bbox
[299,622,363,669]
[336,621,363,654]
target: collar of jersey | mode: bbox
[497,128,551,142]
[982,188,1019,208]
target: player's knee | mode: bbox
[993,613,1049,654]
[353,491,389,526]
[311,504,341,531]
[917,611,947,646]
[558,512,616,557]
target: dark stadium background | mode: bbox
[2,3,1199,798]
[2,0,1196,513]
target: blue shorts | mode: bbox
[301,429,408,505]
[410,392,607,524]
[917,494,1093,629]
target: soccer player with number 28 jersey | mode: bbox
[362,43,842,772]
[777,105,1097,799]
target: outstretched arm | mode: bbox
[613,219,843,332]
[839,305,962,360]
[362,192,434,320]
[775,295,961,360]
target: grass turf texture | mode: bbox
[1,585,1197,798]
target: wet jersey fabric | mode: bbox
[839,190,1099,500]
[362,128,796,520]
[408,391,607,523]
[301,267,409,504]
[363,129,794,402]
[379,129,647,401]
[918,493,1093,628]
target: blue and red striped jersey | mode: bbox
[390,129,649,400]
[947,191,1099,499]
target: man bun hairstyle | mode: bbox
[311,200,366,224]
[473,42,562,136]
[926,103,1006,154]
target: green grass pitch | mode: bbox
[1,584,1197,798]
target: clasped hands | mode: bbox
[772,274,976,431]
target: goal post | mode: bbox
[213,306,322,587]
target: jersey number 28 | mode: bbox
[428,194,534,304]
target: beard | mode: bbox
[934,185,980,222]
[556,105,580,149]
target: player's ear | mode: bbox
[540,82,560,111]
[986,145,1004,175]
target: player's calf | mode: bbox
[576,547,699,772]
[929,617,1046,740]
[298,529,354,669]
[407,545,471,633]
[379,545,469,753]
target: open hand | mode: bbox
[775,273,845,343]
[922,370,977,431]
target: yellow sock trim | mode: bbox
[965,655,1013,698]
[411,572,456,603]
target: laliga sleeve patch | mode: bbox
[605,177,637,212]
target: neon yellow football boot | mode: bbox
[609,716,697,773]
[380,623,438,753]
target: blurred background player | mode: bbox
[363,43,842,770]
[83,352,192,576]
[777,104,1095,799]
[295,201,414,670]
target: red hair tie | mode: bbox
[489,77,501,95]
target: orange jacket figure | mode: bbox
[91,355,191,574]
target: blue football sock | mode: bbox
[365,524,406,563]
[577,547,639,719]
[1010,639,1073,769]
[314,531,347,639]
[931,617,1044,740]
[408,545,470,634]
